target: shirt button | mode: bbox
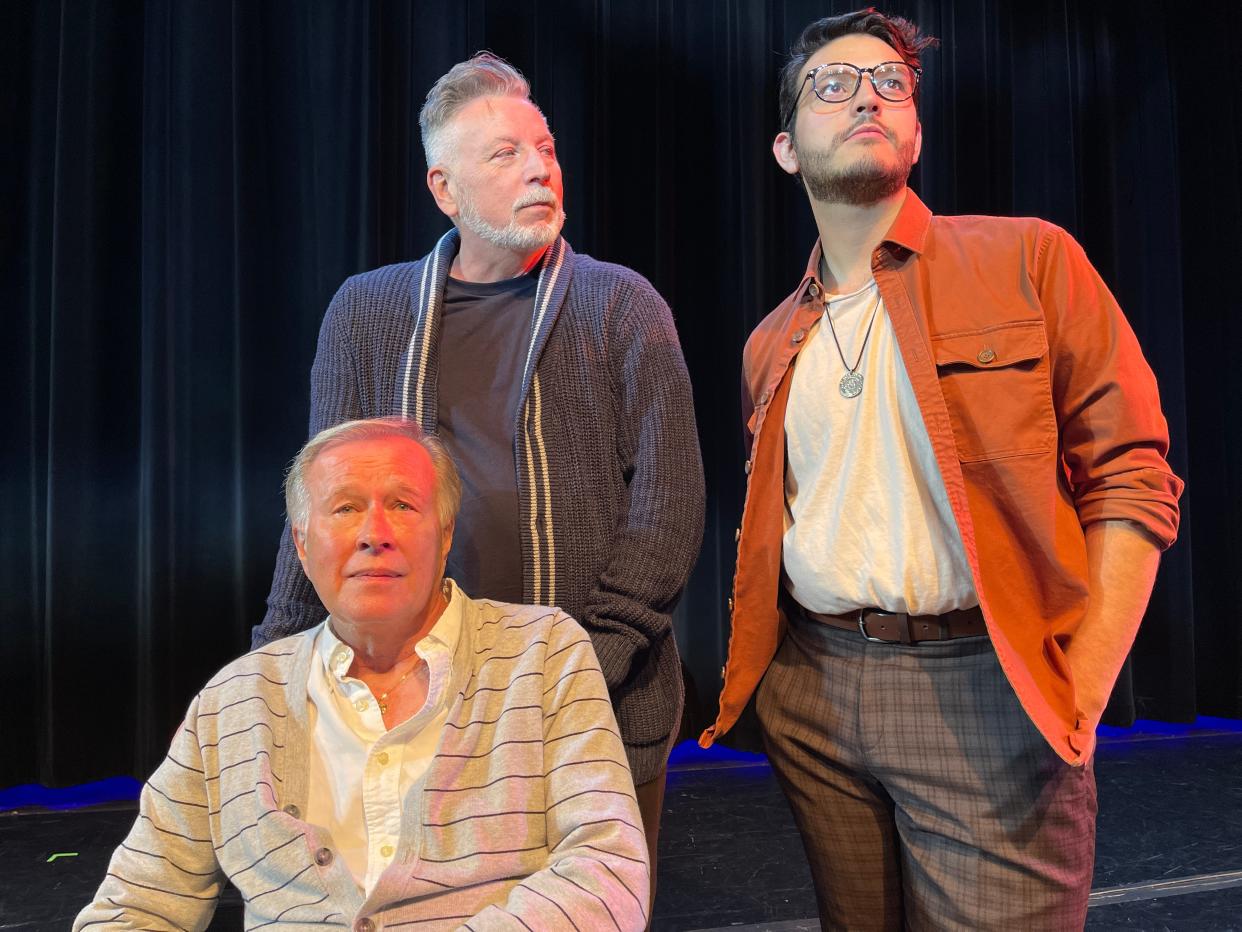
[282,804,300,818]
[333,648,348,667]
[314,846,333,866]
[791,329,806,344]
[380,844,395,858]
[355,698,370,712]
[376,751,390,766]
[355,919,375,932]
[977,347,997,364]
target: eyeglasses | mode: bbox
[784,61,921,128]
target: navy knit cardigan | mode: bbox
[255,232,705,783]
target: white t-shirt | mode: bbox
[783,280,977,616]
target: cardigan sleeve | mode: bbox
[466,613,650,931]
[251,278,364,647]
[73,697,225,931]
[579,277,705,689]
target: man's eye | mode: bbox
[540,145,555,157]
[493,148,516,159]
[334,504,356,514]
[394,502,413,511]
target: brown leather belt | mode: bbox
[789,598,986,644]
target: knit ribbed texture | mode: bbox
[255,233,704,783]
[76,598,650,930]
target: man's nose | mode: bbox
[357,508,393,550]
[524,147,551,184]
[854,76,883,112]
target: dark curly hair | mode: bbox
[779,8,938,133]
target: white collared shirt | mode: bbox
[305,582,463,895]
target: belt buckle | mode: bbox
[857,610,891,643]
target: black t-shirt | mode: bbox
[436,272,536,604]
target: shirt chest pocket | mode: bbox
[931,321,1057,462]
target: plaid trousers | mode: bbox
[756,607,1096,931]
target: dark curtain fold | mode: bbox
[5,0,1238,786]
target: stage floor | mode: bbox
[4,728,1240,930]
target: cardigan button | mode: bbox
[977,347,997,364]
[354,920,375,932]
[743,459,752,475]
[282,804,300,819]
[314,847,334,866]
[808,282,821,297]
[734,527,740,542]
[791,329,806,344]
[758,390,771,405]
[727,597,734,613]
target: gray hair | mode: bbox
[419,51,534,167]
[285,417,462,533]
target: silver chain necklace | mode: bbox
[821,286,883,398]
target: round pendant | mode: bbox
[839,371,864,398]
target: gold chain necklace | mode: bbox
[369,578,452,715]
[376,664,419,715]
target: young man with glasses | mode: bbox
[701,9,1182,929]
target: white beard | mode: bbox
[456,187,566,252]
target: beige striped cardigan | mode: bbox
[75,595,649,930]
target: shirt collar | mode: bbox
[316,580,465,683]
[793,188,933,305]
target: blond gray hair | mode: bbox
[285,418,461,532]
[419,51,534,167]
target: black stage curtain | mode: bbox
[5,0,1239,786]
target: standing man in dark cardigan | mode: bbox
[253,52,705,891]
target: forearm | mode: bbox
[477,619,649,929]
[1065,520,1162,730]
[588,293,704,686]
[583,502,701,688]
[75,706,223,930]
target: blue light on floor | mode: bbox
[4,717,1240,809]
[668,740,766,770]
[1096,715,1242,741]
[0,777,142,812]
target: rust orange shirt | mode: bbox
[701,190,1183,765]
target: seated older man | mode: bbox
[75,417,649,931]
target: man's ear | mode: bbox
[772,131,800,177]
[427,166,458,220]
[440,518,455,566]
[292,524,309,566]
[912,120,923,166]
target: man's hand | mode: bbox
[1065,520,1162,733]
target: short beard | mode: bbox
[456,187,565,253]
[795,132,915,206]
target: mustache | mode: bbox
[841,119,893,143]
[514,189,560,210]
